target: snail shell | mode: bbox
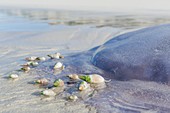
[21,66,31,72]
[30,62,39,66]
[48,53,60,59]
[22,61,38,67]
[89,74,105,83]
[41,89,56,96]
[35,78,48,85]
[9,74,19,79]
[80,74,105,83]
[36,57,46,61]
[48,53,64,59]
[68,74,79,80]
[53,62,64,70]
[68,95,78,101]
[25,56,37,61]
[53,79,64,87]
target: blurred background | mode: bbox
[0,0,170,12]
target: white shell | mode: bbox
[36,78,48,85]
[21,66,31,72]
[68,95,78,101]
[37,57,46,61]
[41,89,56,96]
[54,62,63,69]
[31,62,39,66]
[48,52,64,59]
[9,74,19,79]
[40,57,46,61]
[25,61,38,66]
[68,74,79,80]
[55,52,61,57]
[25,56,37,61]
[26,61,32,65]
[54,55,60,59]
[89,74,105,83]
[48,53,60,59]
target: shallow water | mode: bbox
[1,8,170,113]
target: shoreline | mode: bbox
[1,4,170,16]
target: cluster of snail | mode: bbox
[36,74,107,101]
[9,52,64,79]
[8,52,109,102]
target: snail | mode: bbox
[67,74,79,80]
[53,62,65,70]
[68,95,78,101]
[21,61,38,67]
[53,79,64,87]
[30,62,39,67]
[35,78,49,85]
[36,57,46,61]
[47,52,64,59]
[9,74,19,79]
[25,56,37,61]
[41,89,56,96]
[21,66,31,72]
[79,74,109,84]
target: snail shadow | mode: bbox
[2,76,19,82]
[2,76,10,79]
[27,81,35,85]
[31,91,41,96]
[27,81,50,89]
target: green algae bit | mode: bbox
[54,79,60,87]
[53,79,64,87]
[21,68,26,71]
[79,75,91,83]
[80,81,86,85]
[40,91,44,95]
[35,80,40,84]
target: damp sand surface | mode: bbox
[1,8,170,113]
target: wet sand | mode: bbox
[1,8,170,113]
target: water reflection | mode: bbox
[0,8,170,29]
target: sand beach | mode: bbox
[1,1,170,113]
